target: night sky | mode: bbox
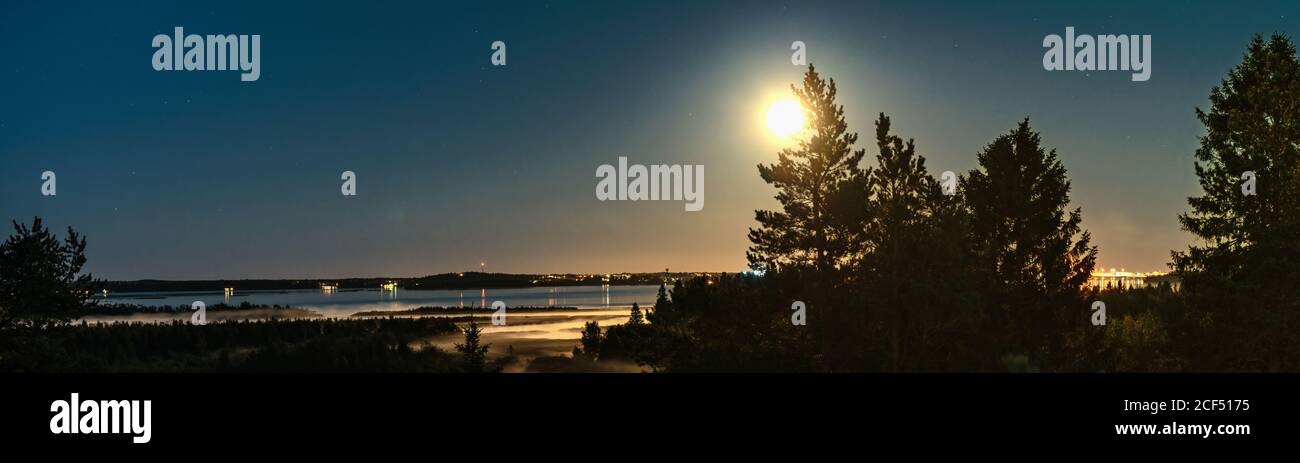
[1,1,1296,279]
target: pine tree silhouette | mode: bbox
[455,319,491,373]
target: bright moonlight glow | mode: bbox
[766,99,805,138]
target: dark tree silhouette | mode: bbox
[0,217,94,330]
[1173,33,1300,370]
[854,114,978,370]
[646,283,672,325]
[455,319,491,373]
[748,64,867,273]
[748,64,869,370]
[628,302,644,325]
[963,119,1097,364]
[577,321,603,361]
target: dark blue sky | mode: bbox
[1,1,1296,279]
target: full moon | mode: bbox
[766,99,805,138]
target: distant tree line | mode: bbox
[98,272,703,293]
[82,301,306,316]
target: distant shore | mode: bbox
[95,271,717,293]
[78,302,634,324]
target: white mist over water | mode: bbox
[93,285,660,367]
[97,284,660,317]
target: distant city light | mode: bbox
[1087,269,1176,290]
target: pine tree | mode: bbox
[0,217,95,330]
[455,319,490,373]
[748,64,867,273]
[628,302,644,325]
[855,113,972,370]
[747,64,869,370]
[963,119,1097,363]
[648,282,671,324]
[578,321,603,361]
[1172,34,1300,369]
